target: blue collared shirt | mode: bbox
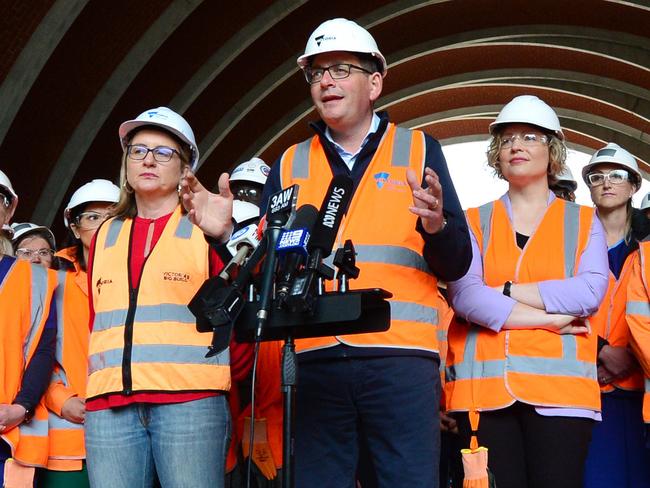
[323,113,381,170]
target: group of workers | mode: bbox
[0,16,649,488]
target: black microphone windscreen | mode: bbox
[290,204,319,231]
[309,175,354,257]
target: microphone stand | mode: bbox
[281,259,334,488]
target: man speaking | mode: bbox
[260,18,471,487]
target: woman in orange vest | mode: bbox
[37,179,120,488]
[581,143,650,487]
[446,95,609,488]
[0,170,58,487]
[626,240,650,427]
[84,107,248,488]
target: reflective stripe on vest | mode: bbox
[24,264,49,360]
[627,300,650,317]
[89,344,230,374]
[93,303,196,332]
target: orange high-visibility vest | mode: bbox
[43,248,88,470]
[445,198,601,412]
[87,206,230,399]
[0,257,57,467]
[590,252,643,393]
[625,241,650,423]
[436,287,454,407]
[279,123,439,353]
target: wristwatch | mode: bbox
[13,403,33,423]
[503,281,513,297]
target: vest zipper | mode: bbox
[122,287,138,395]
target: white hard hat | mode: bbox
[553,166,578,192]
[489,95,564,140]
[640,192,650,211]
[118,107,200,170]
[232,200,260,225]
[0,170,17,200]
[11,222,56,250]
[230,158,270,186]
[297,18,387,76]
[581,143,642,190]
[0,170,18,215]
[64,179,120,228]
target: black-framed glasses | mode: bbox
[587,169,630,187]
[15,248,54,259]
[500,133,549,149]
[127,144,181,163]
[304,63,373,84]
[74,211,111,229]
[0,193,12,209]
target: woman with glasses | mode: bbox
[11,222,57,269]
[37,179,119,488]
[84,107,246,488]
[0,170,17,255]
[0,170,58,486]
[446,95,608,488]
[581,143,650,488]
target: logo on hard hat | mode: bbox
[146,110,168,120]
[96,277,113,294]
[315,34,335,46]
[261,166,270,177]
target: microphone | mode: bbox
[275,205,318,308]
[255,185,300,337]
[287,175,353,312]
[220,223,260,281]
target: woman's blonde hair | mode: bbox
[113,126,191,219]
[0,233,13,256]
[486,125,567,184]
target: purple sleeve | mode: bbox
[538,215,609,316]
[447,222,516,332]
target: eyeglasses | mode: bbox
[500,133,549,149]
[16,248,54,259]
[304,63,373,84]
[0,193,12,209]
[586,169,630,187]
[127,144,181,163]
[74,211,111,229]
[234,187,260,201]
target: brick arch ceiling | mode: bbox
[0,0,648,239]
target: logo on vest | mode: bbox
[96,277,113,294]
[373,172,407,192]
[163,271,190,282]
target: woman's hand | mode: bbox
[406,167,445,234]
[598,345,637,380]
[543,315,590,335]
[61,396,85,424]
[180,170,233,242]
[0,404,27,432]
